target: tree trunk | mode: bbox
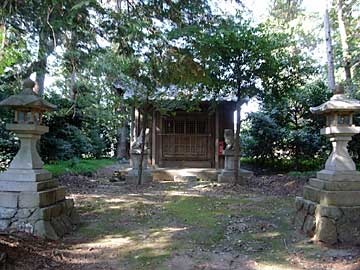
[0,23,6,50]
[233,100,241,185]
[35,58,47,96]
[36,30,49,96]
[116,124,128,159]
[70,68,78,118]
[337,0,352,91]
[324,4,336,92]
[138,108,148,185]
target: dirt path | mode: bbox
[1,166,360,269]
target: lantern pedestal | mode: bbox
[0,124,79,240]
[296,160,360,244]
[217,149,253,183]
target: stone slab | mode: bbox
[317,170,360,182]
[218,169,253,183]
[315,217,338,244]
[174,175,198,181]
[0,179,58,192]
[34,220,59,240]
[19,188,62,208]
[55,186,66,202]
[29,204,61,221]
[316,205,344,220]
[303,185,360,206]
[0,169,52,182]
[125,174,153,185]
[127,169,152,177]
[0,219,11,230]
[309,178,360,191]
[0,207,17,219]
[151,168,218,182]
[15,208,36,219]
[6,124,49,134]
[0,192,19,208]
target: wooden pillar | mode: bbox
[152,110,156,166]
[215,107,220,170]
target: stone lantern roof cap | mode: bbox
[310,85,360,114]
[0,79,57,111]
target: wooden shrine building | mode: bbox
[132,101,237,169]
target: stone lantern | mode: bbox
[0,79,79,239]
[0,79,56,170]
[295,85,360,244]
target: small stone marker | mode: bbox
[295,85,360,244]
[0,79,79,240]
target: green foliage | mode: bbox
[0,119,18,171]
[242,80,331,168]
[171,14,294,100]
[44,158,115,177]
[242,112,283,159]
[241,157,323,172]
[40,91,115,162]
[0,79,22,171]
[287,171,316,177]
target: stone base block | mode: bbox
[309,178,360,191]
[0,198,79,240]
[303,184,360,206]
[0,184,78,240]
[125,172,153,185]
[0,169,52,182]
[0,179,58,192]
[317,170,360,182]
[17,186,66,208]
[295,196,360,245]
[217,169,253,183]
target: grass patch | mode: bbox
[44,158,116,176]
[130,247,171,269]
[164,196,250,246]
[165,196,232,228]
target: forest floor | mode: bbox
[1,164,360,270]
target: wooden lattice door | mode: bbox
[161,117,209,160]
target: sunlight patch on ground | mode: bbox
[254,231,281,239]
[254,263,303,270]
[74,235,133,251]
[104,198,134,203]
[163,190,204,197]
[72,194,105,199]
[151,227,187,236]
